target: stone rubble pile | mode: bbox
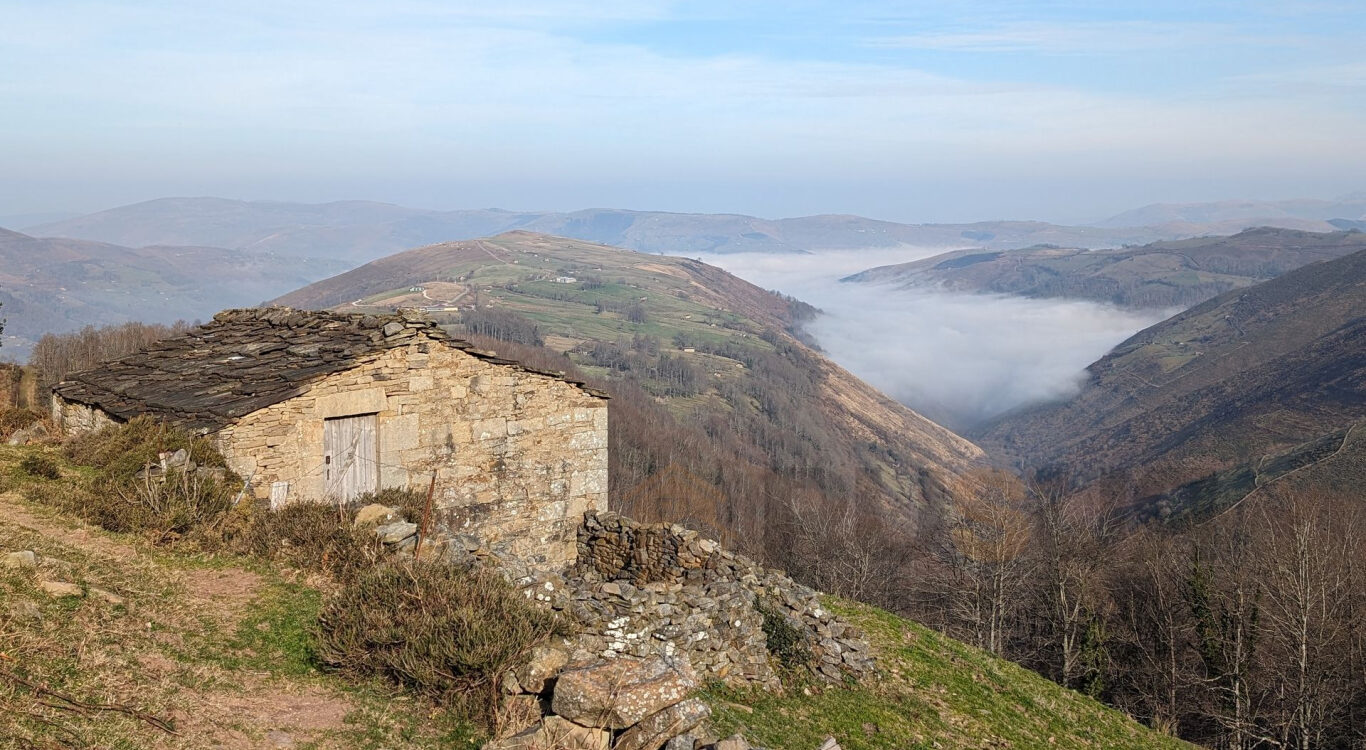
[490,652,708,750]
[352,505,874,746]
[357,506,876,688]
[528,511,876,687]
[491,649,845,750]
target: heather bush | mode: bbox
[315,560,565,727]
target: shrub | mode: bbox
[64,416,227,482]
[315,560,565,727]
[54,417,238,543]
[0,408,41,440]
[217,502,381,583]
[17,454,60,480]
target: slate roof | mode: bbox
[53,307,604,432]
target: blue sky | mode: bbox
[2,0,1364,222]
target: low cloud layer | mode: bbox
[701,249,1172,432]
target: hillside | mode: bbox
[0,440,1190,750]
[274,231,982,536]
[974,248,1366,514]
[27,197,1199,264]
[0,228,348,357]
[844,227,1366,308]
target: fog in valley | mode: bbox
[700,248,1173,431]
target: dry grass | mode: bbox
[0,443,483,749]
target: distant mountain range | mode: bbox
[845,227,1366,308]
[974,247,1366,519]
[0,227,348,357]
[17,197,1250,265]
[1098,196,1366,229]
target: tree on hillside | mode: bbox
[920,469,1034,657]
[1025,478,1121,694]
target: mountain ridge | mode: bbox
[27,197,1245,264]
[844,227,1366,309]
[974,247,1366,515]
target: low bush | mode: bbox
[315,560,565,727]
[63,416,227,482]
[0,408,41,440]
[217,502,381,583]
[17,454,60,480]
[52,418,238,543]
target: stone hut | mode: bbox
[51,308,609,567]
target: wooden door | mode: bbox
[324,413,378,502]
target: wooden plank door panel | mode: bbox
[324,413,378,502]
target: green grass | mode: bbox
[208,580,323,676]
[704,600,1191,750]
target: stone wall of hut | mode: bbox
[211,340,607,568]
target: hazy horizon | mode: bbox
[4,1,1365,224]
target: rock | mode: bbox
[89,587,126,606]
[514,643,570,694]
[3,550,38,569]
[499,694,543,736]
[551,655,697,729]
[6,422,48,446]
[7,599,42,623]
[714,734,751,750]
[664,735,698,750]
[353,503,398,528]
[374,521,417,544]
[818,738,841,750]
[613,698,711,750]
[38,580,82,598]
[160,448,191,469]
[484,716,609,750]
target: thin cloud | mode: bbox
[871,21,1245,54]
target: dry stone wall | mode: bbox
[506,511,874,688]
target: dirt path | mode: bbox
[0,492,141,561]
[0,492,360,749]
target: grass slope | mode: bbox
[707,600,1191,750]
[1,442,1185,749]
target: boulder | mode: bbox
[6,422,48,446]
[353,504,398,528]
[613,698,711,750]
[817,738,841,750]
[3,550,38,569]
[514,643,570,694]
[712,736,750,750]
[484,715,609,750]
[374,521,418,544]
[551,655,697,729]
